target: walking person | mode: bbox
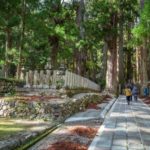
[132,85,139,102]
[127,81,133,101]
[124,85,132,105]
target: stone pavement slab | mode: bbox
[65,99,115,123]
[88,95,150,150]
[65,109,103,123]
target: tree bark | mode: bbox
[16,0,26,79]
[126,49,132,80]
[141,41,148,84]
[146,37,150,80]
[118,20,124,84]
[4,28,12,78]
[102,41,108,81]
[100,41,108,84]
[74,0,85,75]
[136,47,141,82]
[105,12,118,94]
[137,44,148,85]
[106,37,118,93]
[49,36,59,69]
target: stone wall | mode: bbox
[0,94,104,122]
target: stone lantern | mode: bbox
[44,58,53,88]
[20,66,25,80]
[57,64,66,76]
[45,58,53,75]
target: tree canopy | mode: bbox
[0,0,150,93]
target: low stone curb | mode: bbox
[99,98,116,120]
[65,95,116,124]
[0,123,57,150]
[88,97,118,150]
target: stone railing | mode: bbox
[24,70,59,89]
[24,70,100,91]
[64,71,100,91]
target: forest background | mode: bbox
[0,0,150,93]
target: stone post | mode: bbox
[39,70,44,88]
[42,70,49,89]
[25,71,30,88]
[33,70,39,88]
[46,70,51,88]
[20,67,25,80]
[28,70,34,88]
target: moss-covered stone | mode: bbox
[0,93,105,122]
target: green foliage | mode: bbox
[99,79,106,90]
[0,0,143,85]
[56,79,65,89]
[65,87,99,98]
[0,118,29,140]
[132,0,150,45]
[0,77,16,95]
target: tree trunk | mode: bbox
[48,2,62,69]
[146,37,150,80]
[16,0,26,79]
[118,20,124,84]
[49,36,59,69]
[74,0,85,75]
[106,38,118,93]
[101,42,108,82]
[75,50,82,75]
[75,0,84,39]
[126,23,133,81]
[126,49,132,80]
[141,41,148,84]
[4,28,12,78]
[137,44,148,85]
[106,12,118,94]
[136,47,142,83]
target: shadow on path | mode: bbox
[88,95,150,150]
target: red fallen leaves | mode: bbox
[47,141,87,150]
[47,126,97,150]
[104,94,112,99]
[142,97,150,104]
[103,95,112,101]
[139,96,147,99]
[69,126,97,138]
[87,103,99,109]
[87,94,112,110]
[14,95,61,101]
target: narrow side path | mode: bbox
[88,95,150,150]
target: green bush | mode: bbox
[0,78,25,95]
[15,79,26,87]
[98,79,106,90]
[56,79,65,89]
[65,87,100,97]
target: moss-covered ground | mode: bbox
[0,118,50,140]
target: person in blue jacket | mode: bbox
[132,85,139,102]
[144,87,149,96]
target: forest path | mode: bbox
[88,95,150,150]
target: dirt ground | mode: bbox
[28,98,112,150]
[140,96,150,104]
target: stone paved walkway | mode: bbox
[88,95,150,150]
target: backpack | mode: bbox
[125,88,132,96]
